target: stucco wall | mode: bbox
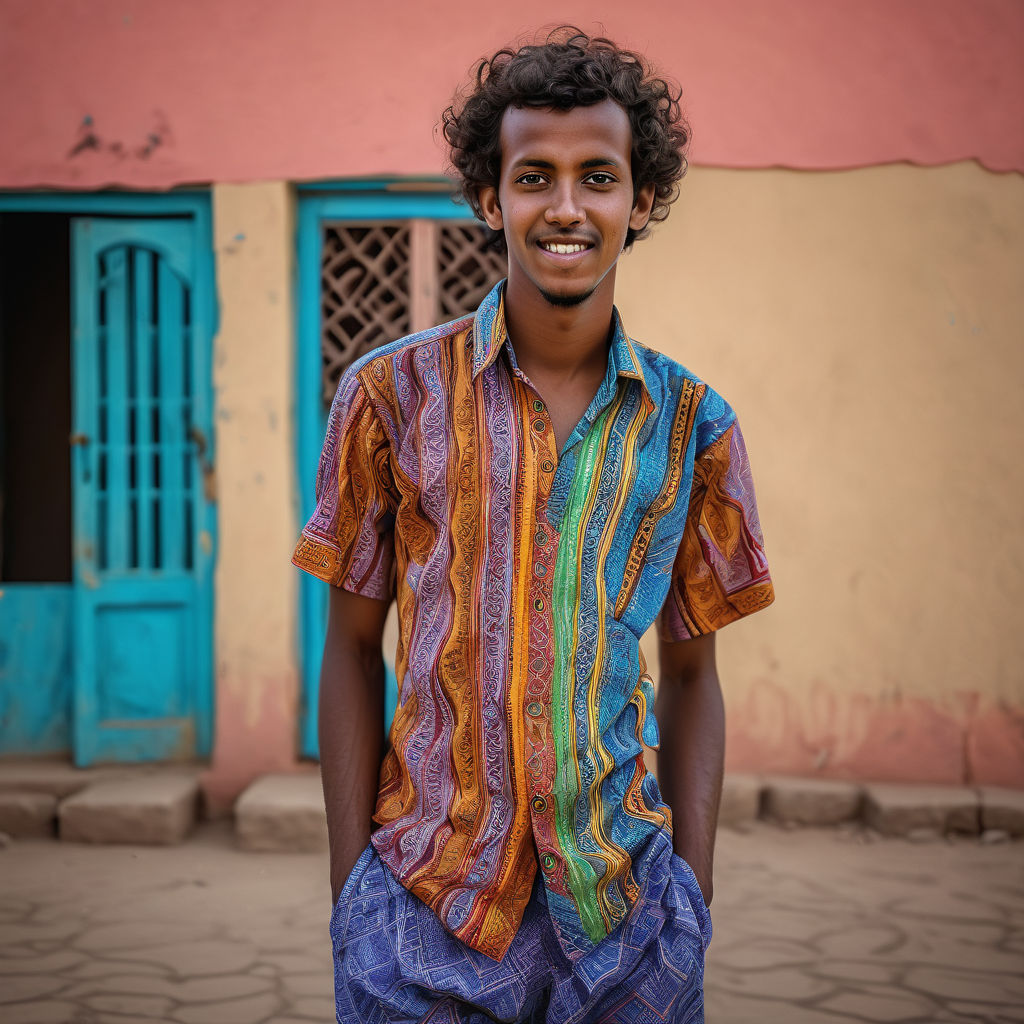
[204,162,1023,801]
[623,162,1024,786]
[2,0,1021,188]
[202,182,300,812]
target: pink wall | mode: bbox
[1,0,1021,190]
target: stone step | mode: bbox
[761,775,864,825]
[978,785,1024,835]
[58,772,201,845]
[225,771,1019,852]
[863,782,981,837]
[0,790,58,838]
[0,759,134,798]
[234,772,328,853]
[718,772,762,826]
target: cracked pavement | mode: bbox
[0,820,1021,1023]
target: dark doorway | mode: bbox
[0,213,73,582]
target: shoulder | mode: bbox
[358,313,473,377]
[629,339,738,449]
[334,312,475,418]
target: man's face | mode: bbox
[478,99,655,308]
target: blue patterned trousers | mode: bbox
[330,834,711,1023]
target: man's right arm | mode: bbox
[319,583,391,904]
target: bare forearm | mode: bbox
[319,637,385,902]
[655,670,725,906]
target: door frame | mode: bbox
[0,189,217,760]
[294,180,481,758]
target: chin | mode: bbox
[538,285,596,308]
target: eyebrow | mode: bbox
[512,157,623,171]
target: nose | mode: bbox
[544,183,585,227]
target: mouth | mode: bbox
[536,238,595,258]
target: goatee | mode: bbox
[539,286,595,308]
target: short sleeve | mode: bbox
[658,407,775,642]
[291,367,398,600]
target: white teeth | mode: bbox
[542,242,587,254]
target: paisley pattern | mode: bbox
[293,280,773,963]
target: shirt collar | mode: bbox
[471,279,649,398]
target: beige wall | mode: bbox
[203,182,302,813]
[622,162,1024,786]
[205,164,1024,803]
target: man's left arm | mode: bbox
[654,630,723,908]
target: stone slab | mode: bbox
[978,785,1024,835]
[761,775,864,825]
[718,773,762,827]
[0,791,58,838]
[59,774,199,845]
[0,760,117,799]
[234,774,328,853]
[862,782,980,836]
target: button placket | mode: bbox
[526,389,558,498]
[520,383,563,888]
[523,498,563,891]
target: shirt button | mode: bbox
[533,419,545,433]
[541,852,559,873]
[531,795,548,813]
[532,399,544,413]
[533,598,545,611]
[527,701,543,717]
[534,562,547,577]
[541,459,554,473]
[535,530,547,546]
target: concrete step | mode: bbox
[58,772,201,845]
[761,775,864,826]
[863,782,981,837]
[978,785,1024,835]
[234,772,328,853]
[226,771,1020,852]
[0,790,58,838]
[0,758,135,798]
[718,772,762,826]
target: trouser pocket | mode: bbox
[670,851,713,954]
[329,841,375,936]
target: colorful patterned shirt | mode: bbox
[293,280,774,962]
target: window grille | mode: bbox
[320,219,506,405]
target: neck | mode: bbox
[502,269,618,384]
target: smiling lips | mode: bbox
[538,239,594,255]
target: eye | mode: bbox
[585,172,617,185]
[515,172,546,186]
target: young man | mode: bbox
[293,29,774,1024]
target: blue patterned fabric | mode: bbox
[330,829,710,1023]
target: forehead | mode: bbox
[499,99,633,167]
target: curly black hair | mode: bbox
[441,27,690,251]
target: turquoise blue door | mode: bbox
[70,218,215,765]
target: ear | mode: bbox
[477,184,504,231]
[629,182,656,233]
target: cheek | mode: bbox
[503,206,535,244]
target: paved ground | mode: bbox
[0,820,1021,1023]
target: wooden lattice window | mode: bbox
[320,219,506,404]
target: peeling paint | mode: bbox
[67,111,171,162]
